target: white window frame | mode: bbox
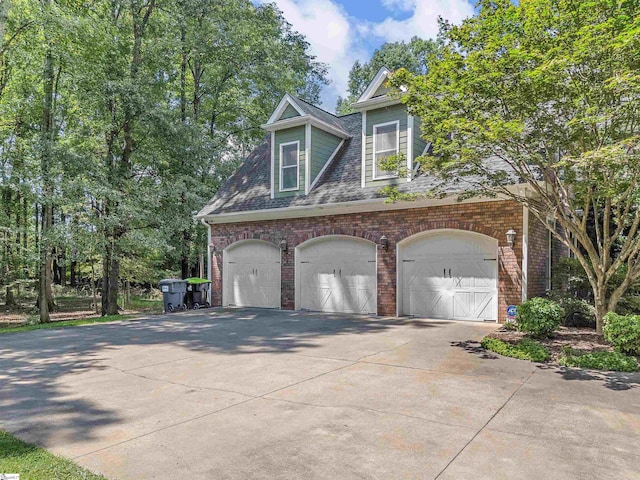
[279,140,300,192]
[372,120,400,180]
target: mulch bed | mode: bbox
[487,326,614,364]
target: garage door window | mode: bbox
[280,141,299,191]
[373,121,399,179]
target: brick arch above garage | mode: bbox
[393,220,504,246]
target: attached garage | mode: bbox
[223,240,281,308]
[296,236,377,314]
[398,230,498,321]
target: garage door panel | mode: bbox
[400,231,498,321]
[297,237,376,315]
[223,241,281,309]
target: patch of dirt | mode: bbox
[488,326,613,364]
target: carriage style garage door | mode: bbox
[296,236,377,314]
[399,230,498,321]
[223,240,281,308]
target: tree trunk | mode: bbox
[593,287,607,335]
[39,1,54,323]
[102,240,119,316]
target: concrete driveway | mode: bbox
[1,309,639,479]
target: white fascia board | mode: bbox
[262,116,349,140]
[270,131,275,199]
[266,94,306,125]
[305,124,311,195]
[407,115,414,182]
[200,190,520,224]
[352,96,402,112]
[361,111,367,188]
[357,66,391,103]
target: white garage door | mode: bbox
[297,236,376,314]
[399,230,498,321]
[223,240,281,308]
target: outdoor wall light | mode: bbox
[506,229,517,248]
[279,239,288,252]
[209,243,216,255]
[379,235,389,251]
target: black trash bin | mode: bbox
[185,278,211,309]
[158,279,187,313]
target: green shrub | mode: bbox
[558,347,638,372]
[516,297,563,338]
[481,337,550,362]
[547,292,596,328]
[603,312,640,356]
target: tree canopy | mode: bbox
[390,0,640,332]
[0,0,327,320]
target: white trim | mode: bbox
[396,229,498,322]
[361,111,367,188]
[352,96,402,112]
[201,219,212,305]
[196,183,536,223]
[279,140,300,192]
[407,115,414,182]
[372,120,400,180]
[270,131,275,199]
[267,94,306,125]
[305,124,311,195]
[262,115,349,139]
[310,139,344,191]
[522,205,529,302]
[356,66,391,104]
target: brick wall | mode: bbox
[527,212,550,299]
[209,200,527,322]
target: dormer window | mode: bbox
[373,121,399,179]
[280,141,300,191]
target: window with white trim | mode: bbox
[373,121,399,179]
[279,141,299,191]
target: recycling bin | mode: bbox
[158,279,187,313]
[185,278,211,309]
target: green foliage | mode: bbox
[516,297,563,338]
[336,37,437,114]
[603,312,640,356]
[0,430,107,479]
[558,347,638,372]
[481,337,550,362]
[390,0,640,331]
[547,291,596,328]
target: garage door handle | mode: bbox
[339,269,341,277]
[449,268,452,278]
[333,269,335,276]
[443,268,446,277]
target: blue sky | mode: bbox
[254,0,476,111]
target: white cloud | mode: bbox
[380,0,415,12]
[255,0,367,109]
[256,0,474,111]
[372,0,474,43]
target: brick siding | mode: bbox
[209,200,530,322]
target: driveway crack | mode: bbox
[432,369,537,479]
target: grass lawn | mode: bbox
[0,430,107,479]
[0,314,138,335]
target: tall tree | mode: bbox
[336,37,437,115]
[389,0,640,333]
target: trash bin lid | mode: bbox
[159,278,187,285]
[185,277,211,284]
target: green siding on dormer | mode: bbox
[364,104,407,187]
[413,116,428,162]
[372,82,391,98]
[279,104,300,120]
[310,127,342,183]
[274,126,305,198]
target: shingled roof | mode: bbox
[196,106,493,218]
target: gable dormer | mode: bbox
[352,67,427,188]
[263,95,349,199]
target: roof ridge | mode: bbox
[291,95,340,119]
